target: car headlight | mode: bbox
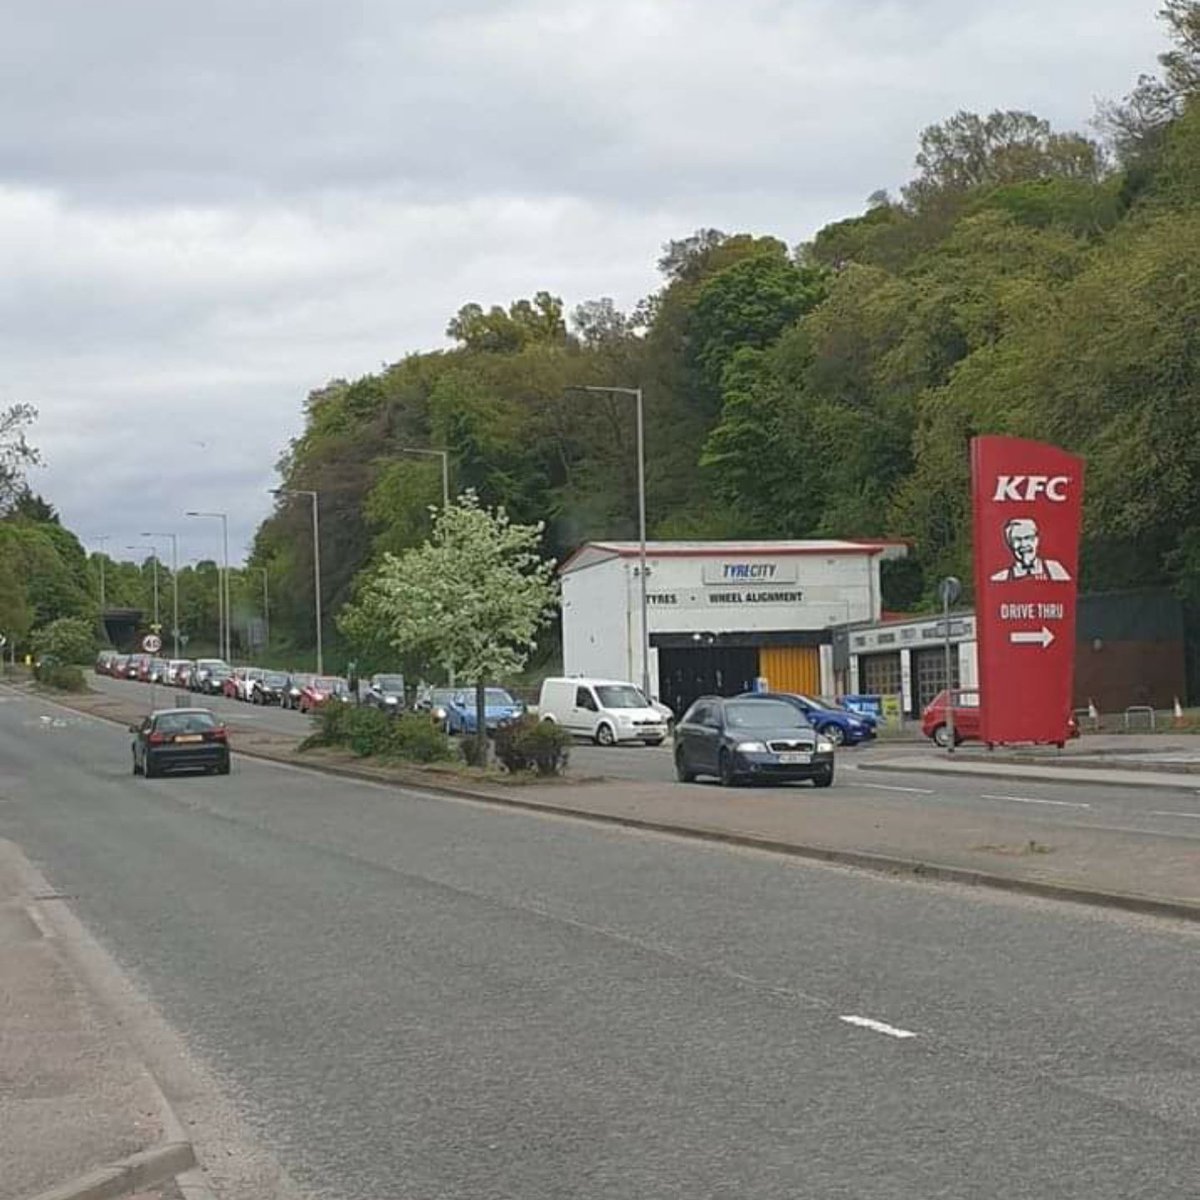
[817,739,835,753]
[385,695,398,704]
[618,714,633,724]
[735,741,768,753]
[432,706,447,721]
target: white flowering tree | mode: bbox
[339,491,558,763]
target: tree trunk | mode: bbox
[474,679,488,766]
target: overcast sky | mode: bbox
[0,0,1164,566]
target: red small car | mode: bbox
[298,676,351,714]
[922,688,1079,748]
[222,668,244,699]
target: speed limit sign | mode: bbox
[142,633,162,653]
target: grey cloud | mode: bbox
[0,0,1166,565]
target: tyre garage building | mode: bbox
[560,539,907,717]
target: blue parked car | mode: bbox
[736,692,877,746]
[442,687,525,735]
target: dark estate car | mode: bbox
[252,670,291,705]
[130,708,231,778]
[674,696,835,788]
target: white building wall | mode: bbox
[562,558,629,679]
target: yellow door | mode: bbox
[760,646,821,696]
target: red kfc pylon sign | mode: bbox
[971,436,1085,745]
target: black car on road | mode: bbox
[131,708,231,778]
[674,696,834,788]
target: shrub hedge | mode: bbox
[493,715,571,776]
[303,703,455,764]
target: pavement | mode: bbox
[0,839,196,1200]
[4,683,1200,1197]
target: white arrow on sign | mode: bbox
[1010,626,1055,648]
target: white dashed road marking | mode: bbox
[980,794,1091,809]
[1150,810,1200,820]
[857,783,935,795]
[839,1015,917,1039]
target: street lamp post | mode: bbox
[575,386,650,700]
[141,532,180,658]
[396,447,450,507]
[185,512,230,661]
[258,566,269,651]
[127,546,160,629]
[93,535,110,622]
[270,489,322,675]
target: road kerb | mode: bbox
[21,1142,195,1200]
[856,759,1200,792]
[15,684,1200,925]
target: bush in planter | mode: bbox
[493,715,571,777]
[388,713,455,763]
[34,659,87,691]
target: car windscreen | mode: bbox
[154,711,217,734]
[724,701,809,730]
[314,677,343,691]
[374,675,404,689]
[485,689,516,705]
[264,672,288,686]
[595,685,648,709]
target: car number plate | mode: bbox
[777,752,811,765]
[174,734,203,743]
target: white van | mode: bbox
[538,677,669,746]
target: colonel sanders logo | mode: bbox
[990,517,1071,583]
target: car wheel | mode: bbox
[144,756,159,779]
[674,747,695,783]
[132,751,141,776]
[812,766,834,788]
[217,757,231,776]
[820,723,845,746]
[594,722,616,747]
[646,738,664,747]
[931,724,955,748]
[718,749,740,788]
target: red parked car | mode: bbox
[297,676,351,714]
[922,688,1079,748]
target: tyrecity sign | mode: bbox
[971,436,1085,745]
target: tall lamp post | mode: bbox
[126,545,160,629]
[571,385,650,700]
[270,488,322,675]
[93,535,110,628]
[257,566,269,652]
[141,532,180,658]
[395,446,450,508]
[185,511,230,661]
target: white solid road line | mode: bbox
[980,794,1091,809]
[839,1015,918,1039]
[1150,810,1200,820]
[857,782,936,795]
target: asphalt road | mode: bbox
[90,673,1200,842]
[6,686,1200,1198]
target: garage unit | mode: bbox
[561,539,906,716]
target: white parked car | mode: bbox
[538,677,669,747]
